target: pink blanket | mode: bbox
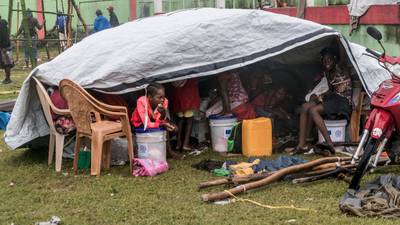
[132,158,169,177]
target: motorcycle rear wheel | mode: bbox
[349,138,379,190]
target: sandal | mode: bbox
[288,146,309,155]
[315,142,336,155]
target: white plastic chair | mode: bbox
[33,77,71,172]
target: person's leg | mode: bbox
[23,42,29,68]
[3,67,11,83]
[176,115,184,150]
[166,130,184,160]
[309,105,333,146]
[297,102,315,148]
[183,116,194,150]
[32,38,38,67]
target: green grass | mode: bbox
[1,52,400,224]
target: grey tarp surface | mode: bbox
[5,8,391,149]
[340,174,400,218]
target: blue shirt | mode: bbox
[55,15,68,32]
[93,15,111,33]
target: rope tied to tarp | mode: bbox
[223,190,316,212]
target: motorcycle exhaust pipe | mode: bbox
[351,129,369,164]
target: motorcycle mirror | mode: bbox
[367,27,382,41]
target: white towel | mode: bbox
[305,77,329,102]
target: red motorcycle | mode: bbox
[349,27,400,190]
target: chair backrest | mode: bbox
[33,77,57,133]
[59,79,101,136]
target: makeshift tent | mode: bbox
[5,8,391,149]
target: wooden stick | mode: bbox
[312,160,351,171]
[292,167,353,184]
[198,178,231,190]
[8,0,13,36]
[198,172,272,190]
[201,157,351,202]
[41,0,51,60]
[71,0,89,36]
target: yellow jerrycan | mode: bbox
[242,117,272,157]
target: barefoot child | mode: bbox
[131,83,181,158]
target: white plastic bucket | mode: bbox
[318,120,347,143]
[209,115,237,152]
[135,128,167,162]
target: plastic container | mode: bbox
[209,115,237,152]
[242,117,273,157]
[135,128,167,162]
[318,120,347,143]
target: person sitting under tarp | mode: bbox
[130,83,182,158]
[206,70,256,120]
[252,85,296,137]
[290,47,353,156]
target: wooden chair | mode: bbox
[59,79,133,177]
[33,77,70,172]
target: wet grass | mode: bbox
[1,49,400,225]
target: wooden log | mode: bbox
[67,0,73,47]
[201,157,351,202]
[292,167,353,184]
[198,178,231,190]
[312,160,351,171]
[198,172,272,190]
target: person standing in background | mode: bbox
[93,10,111,33]
[16,9,45,68]
[50,11,68,51]
[107,6,120,27]
[0,19,14,84]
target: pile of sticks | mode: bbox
[199,156,386,202]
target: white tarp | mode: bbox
[5,8,391,149]
[348,0,399,17]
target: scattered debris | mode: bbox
[9,181,14,187]
[35,216,61,225]
[287,219,297,223]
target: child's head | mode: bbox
[146,82,165,106]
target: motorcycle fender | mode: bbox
[370,109,394,139]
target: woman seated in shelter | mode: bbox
[130,83,181,158]
[206,70,256,120]
[290,47,353,156]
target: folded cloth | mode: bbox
[229,159,260,176]
[305,77,329,102]
[132,158,168,177]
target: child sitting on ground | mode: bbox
[130,83,181,158]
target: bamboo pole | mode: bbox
[55,0,61,54]
[67,0,73,47]
[41,0,51,60]
[201,157,351,202]
[12,9,73,17]
[16,2,20,61]
[7,0,13,36]
[71,0,89,36]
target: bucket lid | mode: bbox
[135,127,166,133]
[208,114,236,120]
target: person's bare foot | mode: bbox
[168,149,185,160]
